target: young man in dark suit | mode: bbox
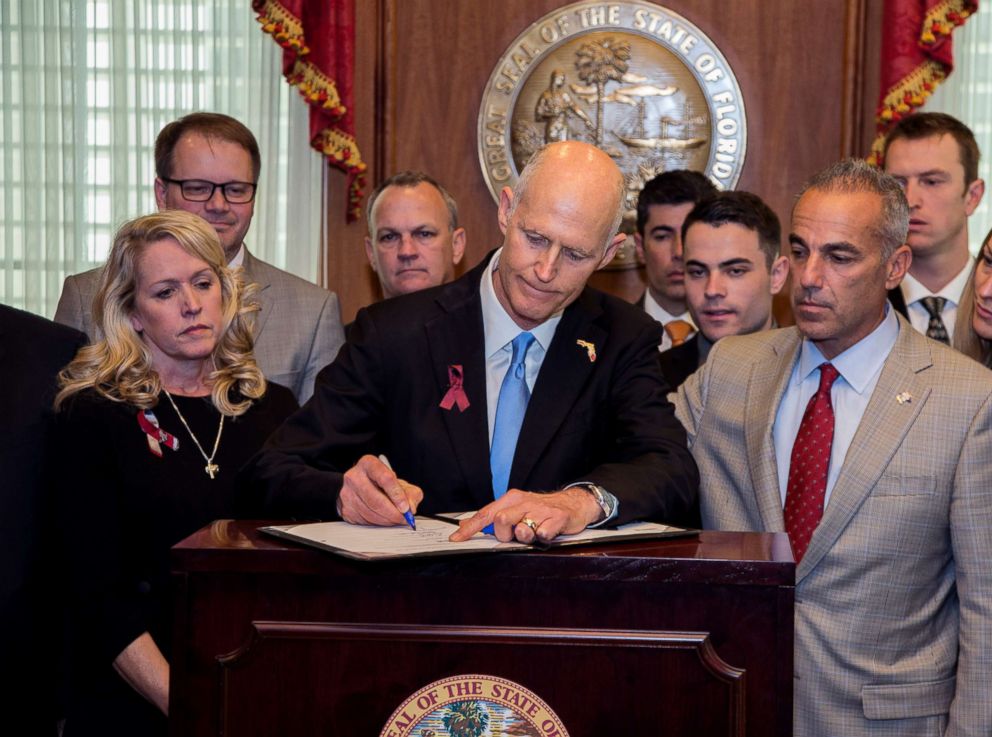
[659,191,788,388]
[245,141,699,544]
[633,170,717,350]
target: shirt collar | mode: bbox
[480,248,562,358]
[227,243,246,269]
[797,304,899,394]
[899,261,972,307]
[643,289,694,326]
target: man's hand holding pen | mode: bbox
[336,454,423,527]
[337,457,603,548]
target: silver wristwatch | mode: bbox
[581,483,618,524]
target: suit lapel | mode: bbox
[425,264,493,509]
[241,249,274,338]
[798,322,933,579]
[511,289,605,486]
[744,329,801,531]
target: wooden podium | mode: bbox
[170,521,794,736]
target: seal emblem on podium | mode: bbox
[381,674,570,737]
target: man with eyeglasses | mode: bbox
[55,112,345,403]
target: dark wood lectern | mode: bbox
[171,521,793,736]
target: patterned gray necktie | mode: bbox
[919,296,949,344]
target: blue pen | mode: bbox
[378,454,416,530]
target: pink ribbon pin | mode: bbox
[439,365,470,412]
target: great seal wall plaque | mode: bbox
[478,1,747,268]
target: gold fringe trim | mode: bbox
[920,0,976,45]
[254,1,308,55]
[868,61,946,164]
[868,0,977,165]
[314,128,368,220]
[254,0,368,220]
[287,59,345,117]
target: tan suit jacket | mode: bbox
[674,319,992,736]
[54,248,343,403]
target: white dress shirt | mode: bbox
[477,249,618,524]
[479,249,561,445]
[228,243,246,268]
[898,262,971,341]
[773,306,900,508]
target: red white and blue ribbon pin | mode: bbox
[137,409,180,457]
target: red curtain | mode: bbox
[253,0,366,222]
[869,0,977,163]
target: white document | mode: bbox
[260,516,689,561]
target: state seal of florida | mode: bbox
[380,674,570,737]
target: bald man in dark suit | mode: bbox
[244,142,699,542]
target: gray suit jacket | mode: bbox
[54,248,343,403]
[674,319,992,737]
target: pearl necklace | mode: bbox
[163,389,224,479]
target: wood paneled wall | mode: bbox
[325,0,883,322]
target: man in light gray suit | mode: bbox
[674,159,992,736]
[55,112,343,403]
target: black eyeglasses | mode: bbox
[161,178,257,204]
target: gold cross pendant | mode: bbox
[205,463,219,479]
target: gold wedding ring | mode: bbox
[521,517,539,533]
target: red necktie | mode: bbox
[784,363,841,563]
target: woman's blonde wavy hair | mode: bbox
[56,210,266,416]
[952,227,992,369]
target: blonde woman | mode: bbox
[54,210,296,736]
[953,227,992,368]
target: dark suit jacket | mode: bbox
[0,305,85,734]
[658,335,701,390]
[244,256,698,526]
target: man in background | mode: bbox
[659,191,788,388]
[634,169,718,350]
[882,111,985,344]
[364,171,466,300]
[55,112,344,403]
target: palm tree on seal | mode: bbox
[442,700,490,737]
[574,37,632,146]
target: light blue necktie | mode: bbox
[486,332,535,533]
